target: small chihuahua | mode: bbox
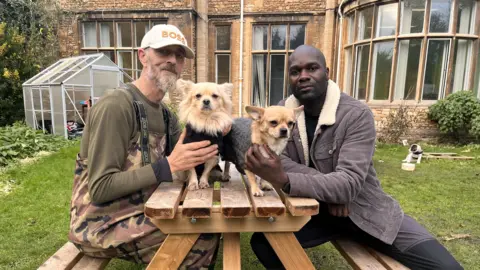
[176,79,234,191]
[243,105,303,196]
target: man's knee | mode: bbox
[250,232,268,254]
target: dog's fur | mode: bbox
[403,144,423,164]
[176,79,233,190]
[239,105,303,196]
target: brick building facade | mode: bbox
[58,0,480,141]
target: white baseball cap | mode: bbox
[140,24,195,59]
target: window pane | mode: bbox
[252,54,267,106]
[117,22,132,47]
[271,25,286,50]
[216,54,230,84]
[394,39,422,100]
[269,55,285,106]
[99,22,113,47]
[136,52,143,78]
[451,39,473,93]
[376,4,397,37]
[83,22,97,47]
[343,47,353,94]
[117,51,133,82]
[289,25,305,50]
[100,51,114,62]
[356,7,374,41]
[347,16,355,44]
[457,0,475,34]
[253,26,268,50]
[216,26,231,50]
[400,0,426,34]
[370,41,394,100]
[429,0,452,33]
[354,44,370,100]
[422,40,450,100]
[135,22,149,47]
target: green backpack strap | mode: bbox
[122,86,151,166]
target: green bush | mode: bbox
[428,90,480,140]
[0,122,77,167]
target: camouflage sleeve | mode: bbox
[86,93,158,204]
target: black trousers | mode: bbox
[250,207,463,270]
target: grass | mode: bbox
[0,142,479,270]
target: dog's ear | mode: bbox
[218,83,234,100]
[293,105,304,119]
[176,79,194,95]
[245,105,265,121]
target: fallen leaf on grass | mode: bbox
[442,234,471,241]
[461,149,471,153]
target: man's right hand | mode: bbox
[167,129,218,173]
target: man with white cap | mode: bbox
[67,24,220,267]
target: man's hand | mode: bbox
[167,129,218,173]
[245,144,288,189]
[328,204,349,217]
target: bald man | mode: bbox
[246,45,462,270]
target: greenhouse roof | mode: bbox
[23,53,115,86]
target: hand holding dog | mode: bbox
[245,144,289,190]
[167,129,218,173]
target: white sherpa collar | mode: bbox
[284,80,341,166]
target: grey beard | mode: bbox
[156,73,177,94]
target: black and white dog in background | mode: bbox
[403,144,423,164]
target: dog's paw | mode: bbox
[260,180,273,190]
[251,186,265,197]
[188,181,199,191]
[221,174,231,182]
[199,180,210,189]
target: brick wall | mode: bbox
[371,106,439,142]
[59,0,193,11]
[209,0,325,14]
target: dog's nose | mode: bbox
[203,99,210,105]
[280,128,288,136]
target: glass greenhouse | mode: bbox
[22,53,131,138]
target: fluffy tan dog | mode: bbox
[244,105,303,196]
[176,79,233,190]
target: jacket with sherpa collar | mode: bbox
[279,80,404,245]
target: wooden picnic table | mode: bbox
[144,161,320,269]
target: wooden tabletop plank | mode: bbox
[221,167,251,218]
[281,191,319,217]
[182,187,214,218]
[333,239,387,270]
[243,175,285,217]
[144,182,184,219]
[38,241,83,270]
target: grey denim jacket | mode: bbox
[279,80,404,245]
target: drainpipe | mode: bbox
[238,0,244,116]
[336,0,345,83]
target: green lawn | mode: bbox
[0,142,479,270]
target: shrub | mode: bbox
[0,122,77,167]
[378,103,418,144]
[428,90,480,140]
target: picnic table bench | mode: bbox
[39,162,409,269]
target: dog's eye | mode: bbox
[270,120,278,127]
[212,94,219,99]
[195,94,201,99]
[288,121,294,127]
